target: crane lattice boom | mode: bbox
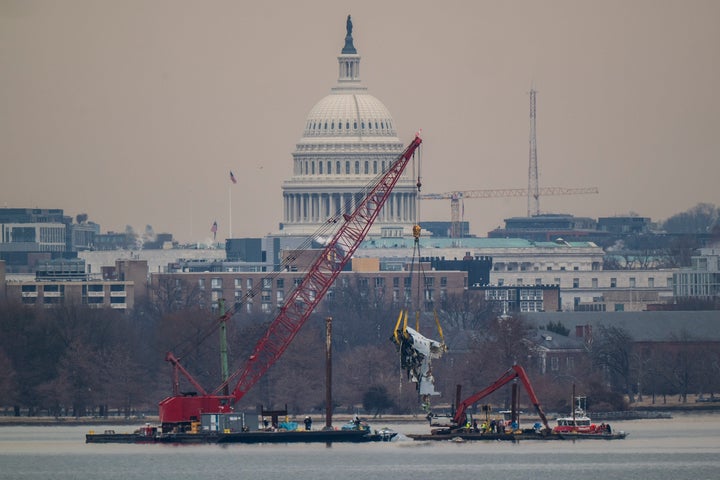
[158,134,422,427]
[220,135,422,401]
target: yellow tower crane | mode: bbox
[418,186,599,238]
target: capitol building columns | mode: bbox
[282,189,418,227]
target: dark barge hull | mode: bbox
[85,433,159,444]
[555,432,628,440]
[86,429,395,445]
[217,429,390,443]
[408,431,628,442]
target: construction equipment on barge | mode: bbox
[409,364,627,442]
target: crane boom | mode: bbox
[158,134,422,428]
[220,134,422,402]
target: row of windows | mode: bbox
[39,226,65,244]
[20,284,126,293]
[20,295,126,306]
[674,272,720,296]
[200,276,448,291]
[494,264,601,272]
[298,159,390,176]
[692,256,720,272]
[496,277,671,288]
[573,301,637,312]
[227,288,451,315]
[548,356,575,371]
[305,118,393,134]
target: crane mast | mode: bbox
[158,134,422,429]
[528,88,539,217]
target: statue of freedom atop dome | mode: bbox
[342,15,357,54]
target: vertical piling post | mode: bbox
[511,382,519,429]
[325,316,333,430]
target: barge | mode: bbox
[86,428,396,444]
[408,429,627,442]
[86,419,397,445]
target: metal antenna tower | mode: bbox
[528,88,539,216]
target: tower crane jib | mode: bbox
[418,186,599,238]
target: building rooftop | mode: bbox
[359,236,599,250]
[523,311,720,342]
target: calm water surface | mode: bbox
[1,413,719,480]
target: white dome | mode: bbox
[301,92,398,139]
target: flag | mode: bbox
[211,221,218,240]
[230,171,237,184]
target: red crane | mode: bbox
[158,133,423,431]
[449,365,550,433]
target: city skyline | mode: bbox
[2,1,719,243]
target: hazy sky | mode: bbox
[2,0,719,243]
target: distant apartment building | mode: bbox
[150,257,478,315]
[2,258,147,311]
[0,208,98,272]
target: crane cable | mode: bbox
[405,142,444,345]
[392,143,448,402]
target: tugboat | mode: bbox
[552,395,628,439]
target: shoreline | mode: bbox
[1,404,719,427]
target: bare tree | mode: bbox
[590,325,635,402]
[259,321,326,413]
[334,342,402,414]
[40,339,106,417]
[662,203,720,234]
[149,276,205,316]
[0,348,18,409]
[103,343,151,417]
[480,315,535,372]
[665,330,705,403]
[439,290,498,330]
[321,279,396,348]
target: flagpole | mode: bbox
[229,183,232,241]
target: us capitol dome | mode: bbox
[279,16,417,237]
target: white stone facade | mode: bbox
[491,269,676,312]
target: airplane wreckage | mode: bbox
[391,309,447,405]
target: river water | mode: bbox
[1,413,719,480]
